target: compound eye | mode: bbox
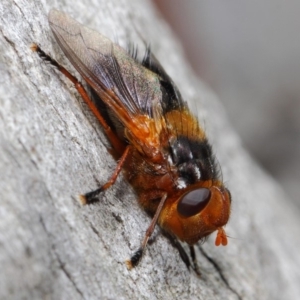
[177,188,211,217]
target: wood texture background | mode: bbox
[1,0,300,299]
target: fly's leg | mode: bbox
[31,44,125,155]
[126,193,167,269]
[163,232,201,276]
[189,245,201,276]
[80,145,131,204]
[163,232,191,269]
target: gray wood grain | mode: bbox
[1,0,300,299]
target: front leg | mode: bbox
[126,193,167,269]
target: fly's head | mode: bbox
[159,182,231,245]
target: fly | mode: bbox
[32,9,231,273]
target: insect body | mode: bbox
[33,9,231,271]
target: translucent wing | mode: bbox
[49,10,166,118]
[49,9,189,160]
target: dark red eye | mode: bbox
[177,188,211,217]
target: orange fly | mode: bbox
[32,9,231,272]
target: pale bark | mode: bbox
[1,0,300,299]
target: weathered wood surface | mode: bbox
[1,0,300,299]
